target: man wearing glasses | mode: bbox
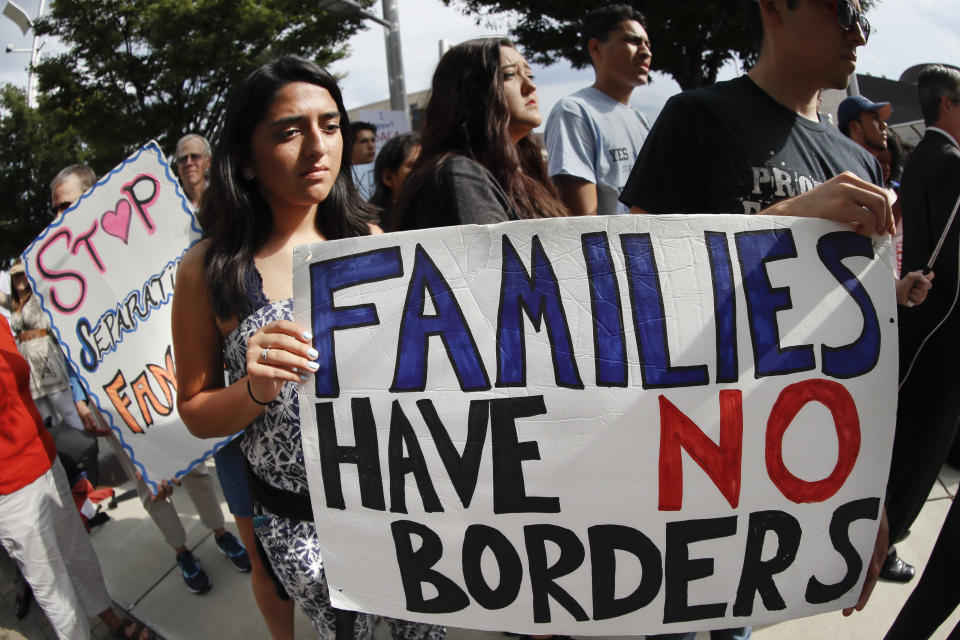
[173,133,212,210]
[622,1,888,637]
[49,165,103,433]
[47,163,250,595]
[51,164,97,218]
[622,0,888,228]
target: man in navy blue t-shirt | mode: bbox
[621,2,896,638]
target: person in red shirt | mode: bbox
[0,314,157,639]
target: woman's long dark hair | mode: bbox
[9,285,26,313]
[9,261,29,313]
[199,55,378,320]
[369,132,421,208]
[393,38,567,230]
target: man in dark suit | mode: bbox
[884,64,960,583]
[885,497,960,638]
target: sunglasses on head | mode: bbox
[51,201,72,215]
[831,0,870,42]
[176,152,205,164]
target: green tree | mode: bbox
[0,85,89,259]
[34,0,374,165]
[0,0,374,259]
[444,0,876,90]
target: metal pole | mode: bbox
[26,0,43,108]
[26,37,38,107]
[381,0,408,118]
[847,72,860,98]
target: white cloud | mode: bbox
[331,0,511,109]
[858,0,960,80]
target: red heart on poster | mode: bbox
[101,198,132,244]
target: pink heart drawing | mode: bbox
[101,198,133,244]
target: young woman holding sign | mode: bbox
[392,37,568,230]
[171,56,443,640]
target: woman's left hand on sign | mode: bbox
[135,471,175,501]
[76,401,112,436]
[245,320,318,405]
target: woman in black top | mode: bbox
[369,131,420,217]
[392,38,567,230]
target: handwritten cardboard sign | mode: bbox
[293,214,897,635]
[356,109,413,151]
[22,141,231,489]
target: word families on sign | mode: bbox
[294,214,897,635]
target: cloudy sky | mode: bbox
[2,0,959,128]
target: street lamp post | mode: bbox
[847,73,861,98]
[319,0,408,118]
[380,0,407,115]
[3,0,45,108]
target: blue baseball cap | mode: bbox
[838,95,892,133]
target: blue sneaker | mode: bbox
[215,532,251,573]
[175,550,212,594]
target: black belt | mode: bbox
[244,462,358,639]
[244,461,314,522]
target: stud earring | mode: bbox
[242,167,255,180]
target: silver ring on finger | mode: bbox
[260,347,270,363]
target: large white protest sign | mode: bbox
[294,214,897,635]
[22,141,232,490]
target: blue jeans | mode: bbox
[648,627,751,640]
[213,435,253,518]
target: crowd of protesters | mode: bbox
[2,0,959,639]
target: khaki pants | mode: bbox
[106,433,224,549]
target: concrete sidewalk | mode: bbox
[2,455,959,640]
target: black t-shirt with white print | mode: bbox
[619,75,882,214]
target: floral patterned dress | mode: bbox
[222,266,444,640]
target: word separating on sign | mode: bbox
[293,214,897,635]
[22,141,234,488]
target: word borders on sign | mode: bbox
[293,214,897,635]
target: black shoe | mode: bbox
[88,511,110,529]
[176,550,212,594]
[880,551,915,583]
[215,531,251,573]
